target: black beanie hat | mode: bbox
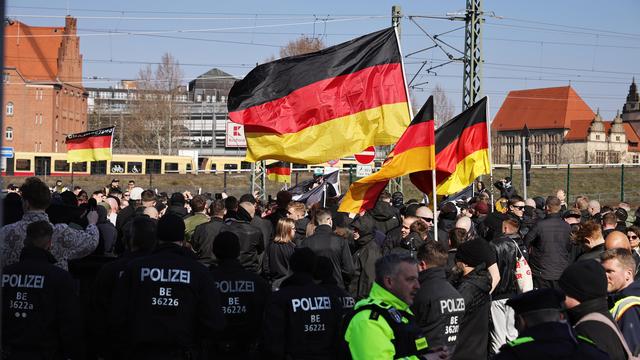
[290,247,317,274]
[212,231,240,260]
[507,288,566,315]
[157,213,185,243]
[559,259,607,302]
[455,240,491,267]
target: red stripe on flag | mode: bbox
[66,135,112,150]
[266,167,292,176]
[436,122,488,173]
[229,63,407,135]
[390,120,435,155]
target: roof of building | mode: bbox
[492,86,595,132]
[5,20,67,82]
[624,123,640,152]
[193,68,234,80]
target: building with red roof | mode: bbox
[3,16,87,159]
[492,85,640,165]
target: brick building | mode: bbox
[492,85,640,165]
[3,16,87,153]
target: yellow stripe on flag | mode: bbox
[436,149,490,196]
[67,148,113,163]
[268,173,292,183]
[244,102,410,163]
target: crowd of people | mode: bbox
[1,175,640,359]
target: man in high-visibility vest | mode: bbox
[344,253,429,360]
[601,248,640,356]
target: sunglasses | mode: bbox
[512,205,525,210]
[628,234,639,240]
[420,217,434,223]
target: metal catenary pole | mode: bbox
[462,0,482,111]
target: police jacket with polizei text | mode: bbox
[110,243,225,352]
[300,225,355,289]
[221,210,264,273]
[210,258,270,346]
[262,272,343,360]
[2,246,83,359]
[453,264,492,360]
[494,321,610,360]
[344,282,428,360]
[411,267,465,351]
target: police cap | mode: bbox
[506,288,565,315]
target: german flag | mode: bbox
[410,97,490,196]
[227,27,410,164]
[65,127,115,163]
[267,161,292,183]
[339,97,435,214]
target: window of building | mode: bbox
[596,134,601,140]
[5,127,13,141]
[609,151,620,164]
[3,72,9,83]
[616,135,621,142]
[15,159,31,171]
[54,160,70,172]
[6,102,14,116]
[633,154,639,164]
[596,151,607,164]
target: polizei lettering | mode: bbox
[2,274,45,289]
[215,280,255,293]
[140,268,191,284]
[440,298,465,313]
[291,297,331,313]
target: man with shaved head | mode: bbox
[588,200,602,222]
[605,231,631,251]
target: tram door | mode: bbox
[34,156,51,176]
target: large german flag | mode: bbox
[339,97,435,214]
[65,127,114,163]
[410,97,490,196]
[267,161,292,183]
[227,27,410,164]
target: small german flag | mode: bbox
[227,27,411,164]
[410,97,491,196]
[65,127,115,163]
[339,97,435,214]
[266,161,292,183]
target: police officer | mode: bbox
[209,231,269,359]
[2,221,82,359]
[263,248,343,359]
[110,213,225,359]
[314,255,355,316]
[494,288,609,360]
[344,253,429,360]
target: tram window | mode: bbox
[72,162,87,172]
[54,160,70,172]
[292,163,307,169]
[210,163,217,171]
[145,160,162,174]
[91,161,107,175]
[240,161,252,170]
[342,163,356,170]
[186,164,192,171]
[224,164,238,170]
[110,161,125,174]
[164,162,179,173]
[127,162,142,174]
[15,159,31,171]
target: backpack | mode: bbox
[576,312,640,359]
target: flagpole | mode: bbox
[393,26,414,120]
[486,97,495,211]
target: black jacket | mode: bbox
[577,243,606,262]
[494,321,610,360]
[263,241,296,282]
[110,243,225,358]
[349,215,383,300]
[262,272,343,360]
[192,217,225,266]
[92,249,151,358]
[453,264,492,360]
[411,267,465,351]
[524,212,572,280]
[251,215,273,249]
[300,225,354,289]
[221,208,264,274]
[567,297,627,360]
[491,235,521,300]
[2,246,83,360]
[368,201,401,234]
[210,259,270,353]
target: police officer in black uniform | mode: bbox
[494,288,610,360]
[313,255,355,316]
[2,221,83,360]
[110,213,225,359]
[262,248,343,359]
[209,231,269,359]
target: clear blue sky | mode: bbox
[6,0,640,120]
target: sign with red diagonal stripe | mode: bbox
[354,146,375,164]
